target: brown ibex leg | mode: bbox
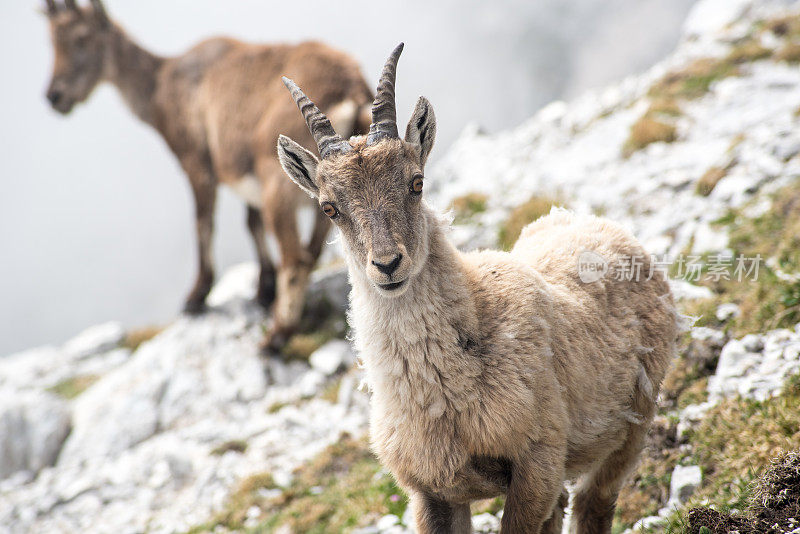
[246,206,276,309]
[411,491,473,534]
[258,167,313,353]
[541,487,569,534]
[182,155,217,314]
[572,419,651,534]
[501,445,565,534]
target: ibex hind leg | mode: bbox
[542,487,569,534]
[246,206,276,309]
[571,418,652,533]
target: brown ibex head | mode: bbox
[43,0,111,114]
[278,43,437,298]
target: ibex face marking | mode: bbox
[44,4,110,115]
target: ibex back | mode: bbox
[43,0,372,350]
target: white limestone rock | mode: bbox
[0,391,71,479]
[309,339,355,376]
[473,512,502,533]
[63,321,125,360]
[668,464,703,507]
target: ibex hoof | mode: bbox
[182,297,208,316]
[255,284,276,310]
[259,326,294,356]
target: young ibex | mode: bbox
[43,0,372,349]
[278,43,678,533]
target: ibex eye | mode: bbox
[410,175,424,194]
[321,202,339,219]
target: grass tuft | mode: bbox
[282,332,333,361]
[676,374,800,530]
[187,434,408,533]
[451,192,489,224]
[679,179,800,337]
[774,42,800,63]
[726,40,772,64]
[762,14,800,38]
[211,440,248,456]
[649,59,738,100]
[623,116,678,157]
[498,195,561,250]
[122,325,164,351]
[47,374,99,399]
[695,166,728,197]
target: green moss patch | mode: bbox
[451,192,489,224]
[47,374,99,399]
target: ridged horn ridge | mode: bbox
[367,42,404,146]
[282,77,351,159]
[90,0,109,23]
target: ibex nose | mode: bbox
[46,89,63,107]
[372,254,402,276]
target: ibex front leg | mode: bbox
[182,154,217,314]
[501,444,565,534]
[411,491,472,534]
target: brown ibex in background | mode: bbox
[43,0,372,350]
[278,44,678,533]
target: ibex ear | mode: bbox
[405,96,436,166]
[277,135,320,198]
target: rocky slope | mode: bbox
[0,267,369,533]
[2,0,800,532]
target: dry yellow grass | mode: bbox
[498,195,561,250]
[649,58,738,100]
[762,14,800,38]
[726,40,772,64]
[695,166,728,196]
[451,192,489,223]
[282,332,331,361]
[774,42,800,63]
[122,325,164,351]
[622,116,678,157]
[646,97,682,117]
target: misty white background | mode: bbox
[0,0,695,355]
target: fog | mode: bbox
[0,0,695,354]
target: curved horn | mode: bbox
[367,42,404,146]
[64,0,78,11]
[282,77,351,159]
[90,0,109,24]
[44,0,57,14]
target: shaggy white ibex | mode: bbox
[43,0,372,349]
[278,43,678,533]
